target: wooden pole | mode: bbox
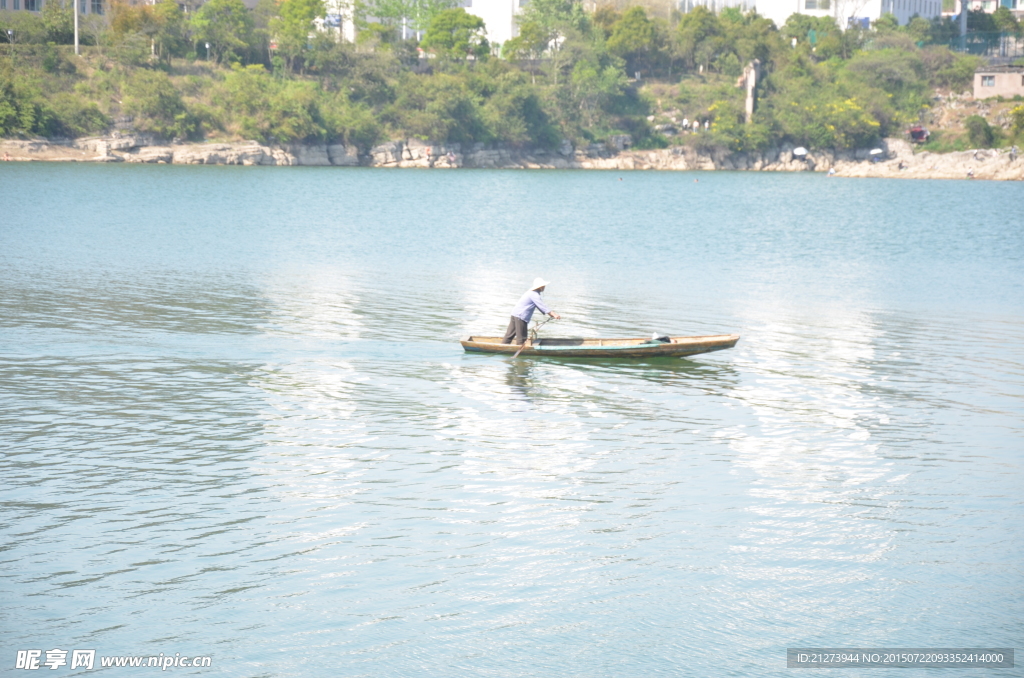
[511,339,530,359]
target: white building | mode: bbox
[0,0,105,16]
[752,0,941,29]
[462,0,522,47]
[317,0,358,43]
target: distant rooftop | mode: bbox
[975,65,1024,73]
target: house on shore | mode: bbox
[974,65,1024,98]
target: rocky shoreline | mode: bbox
[2,135,1021,181]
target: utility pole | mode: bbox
[959,0,967,52]
[74,0,80,56]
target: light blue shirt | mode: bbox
[510,290,551,323]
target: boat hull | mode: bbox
[460,334,740,358]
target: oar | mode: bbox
[511,341,530,359]
[511,316,555,359]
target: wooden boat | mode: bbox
[460,334,740,358]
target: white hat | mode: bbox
[530,277,550,290]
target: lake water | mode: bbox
[2,164,1022,677]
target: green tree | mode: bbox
[719,9,779,66]
[352,21,391,49]
[152,0,188,61]
[905,16,932,43]
[676,6,723,72]
[927,15,959,43]
[570,49,628,127]
[992,6,1020,35]
[354,0,403,29]
[516,0,589,43]
[42,0,75,44]
[110,0,187,62]
[606,6,663,78]
[591,5,619,40]
[192,0,255,63]
[420,8,488,59]
[872,13,899,32]
[966,8,996,31]
[781,14,841,45]
[502,20,550,61]
[271,0,325,70]
[407,0,460,33]
[0,73,46,135]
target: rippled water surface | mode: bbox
[2,164,1022,676]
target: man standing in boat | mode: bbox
[502,278,562,345]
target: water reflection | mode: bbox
[726,305,895,577]
[503,359,536,401]
[258,269,364,340]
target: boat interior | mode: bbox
[466,336,716,347]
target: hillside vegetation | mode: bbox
[2,0,1023,151]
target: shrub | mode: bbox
[47,92,108,136]
[321,99,381,150]
[964,114,994,148]
[122,69,200,139]
[481,71,560,147]
[392,73,488,144]
[214,64,327,142]
[1009,105,1024,138]
[0,81,23,135]
[922,47,983,91]
[0,11,49,45]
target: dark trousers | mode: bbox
[502,316,529,345]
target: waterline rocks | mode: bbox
[327,144,359,166]
[368,139,462,168]
[832,146,1023,181]
[2,136,1022,180]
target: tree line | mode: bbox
[2,0,1020,151]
